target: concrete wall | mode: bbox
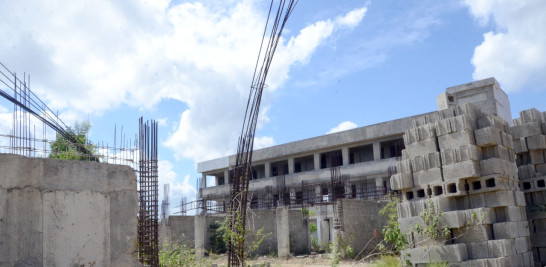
[159,216,196,248]
[340,199,387,256]
[0,154,140,267]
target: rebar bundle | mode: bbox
[137,117,159,266]
[227,1,298,266]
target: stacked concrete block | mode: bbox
[511,108,546,265]
[392,103,533,266]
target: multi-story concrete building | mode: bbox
[182,78,546,265]
[197,77,510,213]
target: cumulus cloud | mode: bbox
[464,0,546,91]
[0,1,367,164]
[158,159,197,216]
[327,121,357,134]
[336,7,368,29]
[253,136,275,149]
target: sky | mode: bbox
[1,0,545,215]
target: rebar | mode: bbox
[137,117,159,266]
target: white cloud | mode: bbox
[0,1,367,164]
[158,159,197,216]
[464,0,546,91]
[327,121,357,134]
[336,7,368,29]
[253,136,275,149]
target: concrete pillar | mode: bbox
[194,215,205,259]
[315,185,322,201]
[276,206,290,258]
[201,173,207,188]
[373,141,381,160]
[344,180,352,198]
[265,162,271,178]
[223,170,229,184]
[375,176,383,188]
[342,147,349,166]
[320,219,330,244]
[288,157,295,174]
[314,153,321,170]
[289,187,296,205]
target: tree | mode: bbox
[49,121,98,161]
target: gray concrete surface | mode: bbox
[0,154,140,267]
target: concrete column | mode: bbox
[373,141,381,160]
[276,206,290,258]
[375,176,383,187]
[223,170,229,184]
[314,153,321,170]
[194,215,205,259]
[344,180,352,198]
[315,185,322,201]
[201,173,207,188]
[342,147,349,166]
[289,187,297,205]
[320,219,330,243]
[288,157,295,174]
[265,162,271,178]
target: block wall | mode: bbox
[391,103,533,266]
[511,108,546,265]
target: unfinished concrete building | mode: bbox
[169,77,546,265]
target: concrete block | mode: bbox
[397,201,411,219]
[432,196,458,212]
[399,216,422,233]
[530,149,545,164]
[453,225,492,243]
[467,207,496,224]
[484,190,516,207]
[478,114,508,131]
[468,193,485,209]
[443,161,480,181]
[391,172,414,190]
[438,129,476,151]
[404,124,436,144]
[514,138,528,154]
[435,115,475,136]
[516,237,530,254]
[520,108,543,124]
[441,210,467,229]
[402,243,468,264]
[441,145,482,165]
[518,220,530,237]
[510,121,542,139]
[466,241,489,259]
[505,206,526,222]
[527,134,546,150]
[501,132,514,149]
[536,163,546,175]
[518,164,536,180]
[479,158,516,178]
[493,222,519,239]
[413,168,443,185]
[487,239,516,258]
[475,127,502,147]
[482,145,511,162]
[397,159,413,174]
[405,138,439,158]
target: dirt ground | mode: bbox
[208,253,376,267]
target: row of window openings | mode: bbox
[215,139,404,185]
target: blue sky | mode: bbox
[1,0,545,214]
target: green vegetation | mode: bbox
[372,255,401,267]
[159,243,209,267]
[378,195,407,253]
[49,121,97,161]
